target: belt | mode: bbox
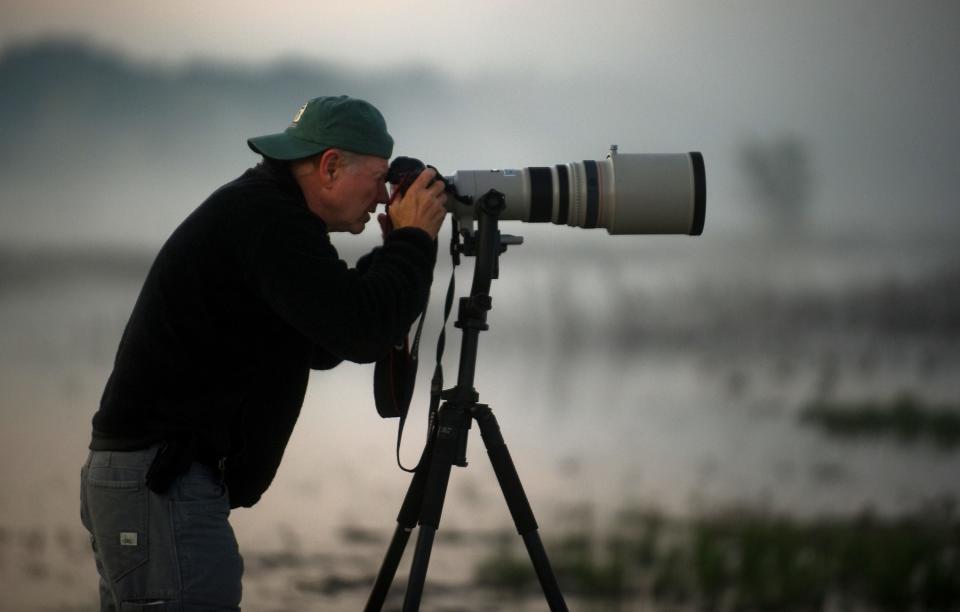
[195,448,227,472]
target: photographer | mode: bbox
[79,95,446,610]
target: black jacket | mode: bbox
[90,161,436,507]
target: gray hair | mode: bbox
[290,148,361,178]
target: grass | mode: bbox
[474,503,960,610]
[800,392,960,450]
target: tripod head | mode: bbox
[453,189,524,291]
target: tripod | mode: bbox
[364,191,569,611]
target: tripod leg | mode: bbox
[475,405,569,612]
[365,443,433,612]
[365,525,412,612]
[402,406,466,611]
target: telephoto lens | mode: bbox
[446,146,705,235]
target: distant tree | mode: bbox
[740,135,813,236]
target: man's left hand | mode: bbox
[378,211,394,240]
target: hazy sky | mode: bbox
[2,1,955,77]
[1,0,750,73]
[1,1,958,243]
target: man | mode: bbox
[80,95,447,610]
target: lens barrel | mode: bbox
[448,150,705,235]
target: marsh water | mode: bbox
[1,231,958,610]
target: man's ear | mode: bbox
[317,149,341,183]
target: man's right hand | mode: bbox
[388,168,448,240]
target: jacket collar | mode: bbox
[254,158,308,209]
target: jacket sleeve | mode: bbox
[354,246,381,276]
[309,345,343,370]
[249,208,436,364]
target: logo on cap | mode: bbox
[291,103,307,126]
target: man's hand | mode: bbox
[377,211,394,240]
[387,168,447,240]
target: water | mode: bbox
[1,232,958,610]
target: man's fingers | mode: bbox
[388,169,449,240]
[410,167,438,191]
[378,213,394,237]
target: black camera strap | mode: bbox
[394,216,461,473]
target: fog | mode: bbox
[1,3,959,246]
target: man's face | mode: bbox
[302,152,389,234]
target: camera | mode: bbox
[387,146,705,235]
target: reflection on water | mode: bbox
[1,234,958,609]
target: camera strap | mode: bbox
[394,216,461,473]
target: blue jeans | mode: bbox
[80,446,244,611]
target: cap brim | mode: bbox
[247,132,329,160]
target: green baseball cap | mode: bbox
[247,95,393,160]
